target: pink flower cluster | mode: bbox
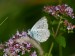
[44,4,75,19]
[3,31,37,56]
[64,20,75,30]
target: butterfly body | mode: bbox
[28,16,50,42]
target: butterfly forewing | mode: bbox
[31,17,48,30]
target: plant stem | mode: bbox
[0,17,8,26]
[55,18,62,37]
[59,45,62,56]
[58,16,63,56]
[48,42,54,56]
[48,16,62,56]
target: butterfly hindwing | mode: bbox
[31,29,50,42]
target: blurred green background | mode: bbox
[0,0,75,56]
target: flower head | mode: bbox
[44,4,75,19]
[3,31,37,56]
[30,51,37,56]
[64,20,75,31]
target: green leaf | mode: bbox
[60,27,65,32]
[44,53,48,56]
[44,53,52,56]
[56,35,66,48]
[51,20,58,25]
[68,30,73,33]
[50,53,52,56]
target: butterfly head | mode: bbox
[28,29,33,37]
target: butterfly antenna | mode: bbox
[0,17,8,26]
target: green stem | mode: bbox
[48,17,62,56]
[55,18,62,37]
[0,17,8,26]
[48,42,54,56]
[59,45,62,56]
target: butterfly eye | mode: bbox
[28,29,30,32]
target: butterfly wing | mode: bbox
[28,16,50,42]
[31,16,48,30]
[31,29,50,42]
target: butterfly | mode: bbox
[28,16,50,42]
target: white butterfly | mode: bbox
[28,16,50,42]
